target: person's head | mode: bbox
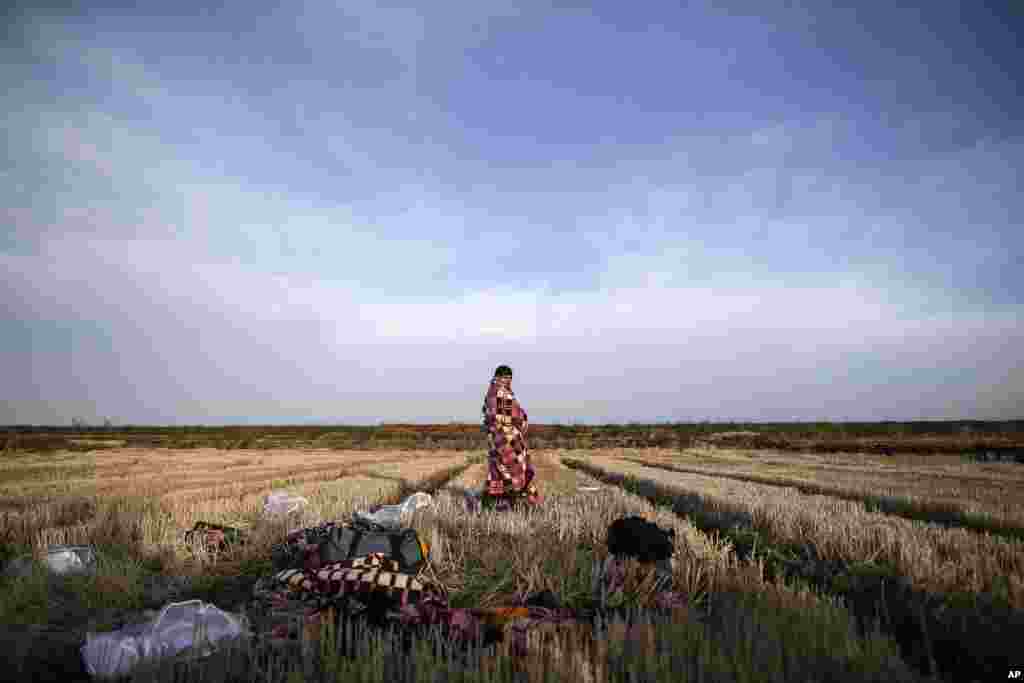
[494,365,513,380]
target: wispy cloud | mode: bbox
[2,2,1021,424]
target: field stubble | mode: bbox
[397,450,919,682]
[0,449,466,574]
[0,446,926,682]
[580,452,1024,604]
[630,447,1024,533]
[564,449,1024,682]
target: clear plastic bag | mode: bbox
[3,545,98,578]
[80,599,248,678]
[45,544,97,575]
[353,491,433,528]
[262,490,310,516]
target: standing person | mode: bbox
[481,365,541,508]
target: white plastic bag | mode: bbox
[80,600,248,679]
[262,490,309,516]
[3,545,97,578]
[45,544,97,575]
[399,491,432,514]
[354,491,432,528]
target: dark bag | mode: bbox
[606,516,675,563]
[318,522,428,574]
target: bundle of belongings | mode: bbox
[252,512,689,667]
[256,514,436,642]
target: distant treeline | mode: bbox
[3,419,1022,434]
[1,420,1021,454]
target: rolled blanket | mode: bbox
[272,553,438,610]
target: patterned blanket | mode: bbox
[255,515,691,659]
[481,376,541,505]
[271,552,438,610]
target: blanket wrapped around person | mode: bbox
[481,365,541,508]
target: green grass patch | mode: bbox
[65,553,149,612]
[0,562,52,625]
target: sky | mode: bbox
[2,1,1022,425]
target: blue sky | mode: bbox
[2,1,1021,425]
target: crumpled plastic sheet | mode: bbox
[354,491,433,529]
[46,545,97,575]
[80,600,249,679]
[3,545,98,578]
[263,491,310,516]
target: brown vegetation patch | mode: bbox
[0,445,934,682]
[630,447,1024,531]
[581,453,1024,607]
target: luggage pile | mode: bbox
[170,494,690,678]
[252,510,688,651]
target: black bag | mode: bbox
[606,516,675,563]
[318,522,428,574]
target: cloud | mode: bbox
[4,230,1021,424]
[4,96,1021,423]
[2,5,1021,424]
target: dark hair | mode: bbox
[494,365,513,378]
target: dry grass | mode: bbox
[0,448,468,576]
[443,462,489,492]
[413,450,833,612]
[575,453,1024,608]
[389,452,916,681]
[0,446,926,682]
[438,451,600,505]
[564,453,1024,682]
[625,446,1024,531]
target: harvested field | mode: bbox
[442,462,488,492]
[564,452,1024,682]
[0,445,926,682]
[693,429,1024,457]
[394,452,917,681]
[438,451,600,503]
[578,453,1024,604]
[621,448,1024,539]
[0,448,468,568]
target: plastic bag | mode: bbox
[3,545,97,578]
[81,599,248,679]
[262,491,310,516]
[354,491,432,528]
[45,544,97,575]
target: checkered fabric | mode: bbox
[273,553,437,609]
[481,376,540,503]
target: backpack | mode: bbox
[606,516,675,563]
[318,521,429,575]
